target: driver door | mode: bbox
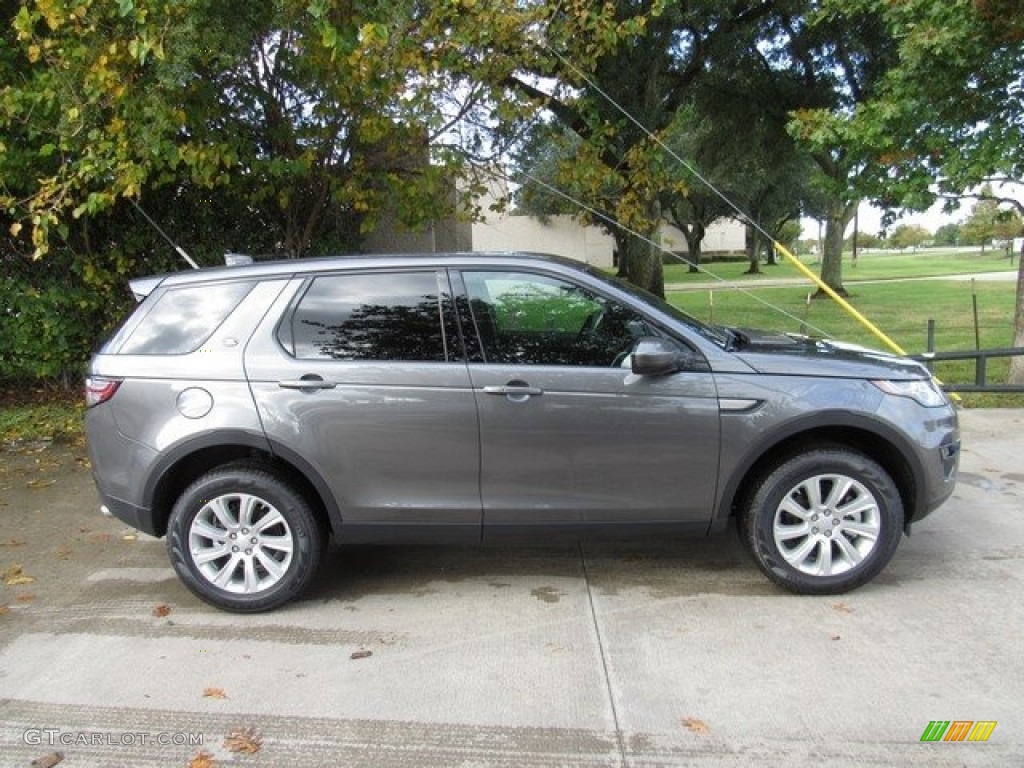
[456,269,721,534]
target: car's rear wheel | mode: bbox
[167,464,323,612]
[741,448,904,594]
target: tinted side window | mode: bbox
[114,281,255,355]
[287,272,448,362]
[462,271,653,366]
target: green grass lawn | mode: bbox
[664,246,1017,285]
[667,275,1022,406]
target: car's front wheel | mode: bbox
[167,464,324,612]
[741,448,904,594]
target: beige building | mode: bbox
[364,171,746,266]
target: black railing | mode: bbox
[911,347,1024,393]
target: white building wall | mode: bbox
[661,219,746,254]
[471,214,617,267]
[472,212,746,267]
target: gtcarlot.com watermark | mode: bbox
[23,728,204,748]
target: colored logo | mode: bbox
[920,721,997,742]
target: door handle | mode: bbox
[278,375,336,391]
[483,384,544,399]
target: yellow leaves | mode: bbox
[188,726,262,766]
[681,717,710,734]
[223,727,262,755]
[202,687,228,700]
[186,750,216,768]
[2,564,35,586]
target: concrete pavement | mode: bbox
[1,409,1021,766]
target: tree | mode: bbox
[888,224,929,251]
[778,5,901,296]
[933,223,961,247]
[0,0,559,258]
[818,0,1024,380]
[507,1,777,296]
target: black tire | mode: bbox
[167,464,324,612]
[741,448,904,595]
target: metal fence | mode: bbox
[911,347,1024,393]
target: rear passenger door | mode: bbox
[245,269,481,540]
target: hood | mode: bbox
[729,329,929,380]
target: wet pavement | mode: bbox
[1,409,1022,766]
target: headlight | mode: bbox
[872,378,949,407]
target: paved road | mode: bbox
[1,410,1022,767]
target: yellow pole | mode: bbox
[771,240,906,356]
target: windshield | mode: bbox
[578,264,731,347]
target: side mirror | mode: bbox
[631,337,689,376]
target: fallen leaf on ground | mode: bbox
[224,726,263,754]
[153,603,172,618]
[16,593,36,603]
[350,649,373,660]
[186,749,216,768]
[55,546,73,559]
[2,564,35,585]
[0,605,8,615]
[681,717,710,734]
[0,538,26,548]
[832,602,853,614]
[26,478,56,489]
[202,687,228,700]
[122,533,137,541]
[30,752,64,768]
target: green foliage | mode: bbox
[960,192,1024,247]
[0,401,84,444]
[818,0,1023,212]
[0,0,562,258]
[933,223,961,247]
[887,224,930,250]
[0,262,120,384]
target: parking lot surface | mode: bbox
[1,409,1021,767]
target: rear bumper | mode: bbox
[94,485,161,537]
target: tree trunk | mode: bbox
[815,198,857,298]
[1009,240,1024,384]
[625,234,665,297]
[683,222,705,275]
[624,199,665,297]
[614,230,630,277]
[745,224,762,274]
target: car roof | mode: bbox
[128,251,586,299]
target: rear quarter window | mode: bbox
[107,281,255,355]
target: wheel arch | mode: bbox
[714,413,924,532]
[144,431,341,538]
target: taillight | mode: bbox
[85,377,122,407]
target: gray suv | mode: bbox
[85,252,960,612]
